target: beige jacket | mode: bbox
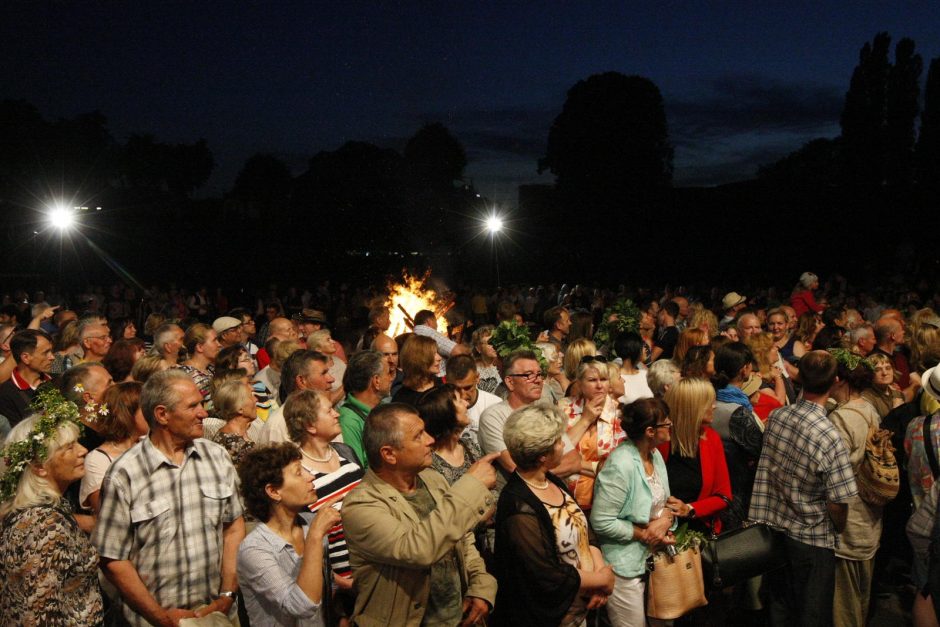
[342,467,496,626]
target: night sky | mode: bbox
[4,2,940,205]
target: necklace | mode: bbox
[519,474,550,490]
[301,447,334,464]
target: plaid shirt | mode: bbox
[92,437,243,626]
[748,398,857,549]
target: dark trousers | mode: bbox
[767,536,835,627]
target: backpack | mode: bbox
[856,426,900,506]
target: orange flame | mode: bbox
[386,271,445,337]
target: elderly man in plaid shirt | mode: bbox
[749,350,858,627]
[93,369,245,627]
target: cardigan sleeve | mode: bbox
[691,429,732,520]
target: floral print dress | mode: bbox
[559,395,625,511]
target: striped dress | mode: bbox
[304,448,364,578]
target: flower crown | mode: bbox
[0,386,87,503]
[827,348,874,372]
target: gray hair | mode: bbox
[850,325,873,345]
[647,360,680,398]
[343,350,386,394]
[76,315,106,342]
[362,403,410,470]
[140,369,192,427]
[503,403,565,471]
[213,380,253,422]
[152,323,182,357]
[0,415,81,516]
[535,342,558,363]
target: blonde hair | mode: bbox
[564,338,597,380]
[130,353,169,383]
[689,309,720,338]
[745,332,776,380]
[576,359,609,382]
[607,362,622,381]
[0,416,81,517]
[213,380,253,422]
[911,325,940,372]
[273,339,302,370]
[503,404,565,471]
[665,377,716,458]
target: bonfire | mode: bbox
[386,271,454,337]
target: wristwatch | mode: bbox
[217,590,236,600]
[686,505,696,519]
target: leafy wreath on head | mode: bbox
[828,348,874,372]
[488,320,547,372]
[593,299,641,357]
[0,386,95,503]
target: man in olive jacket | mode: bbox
[342,402,498,626]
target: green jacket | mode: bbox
[338,394,371,468]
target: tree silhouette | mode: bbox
[231,153,293,216]
[404,122,467,192]
[917,58,940,199]
[539,72,672,220]
[840,32,891,189]
[885,38,922,191]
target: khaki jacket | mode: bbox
[343,467,497,626]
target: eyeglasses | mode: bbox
[580,355,608,365]
[506,371,545,382]
[85,334,112,341]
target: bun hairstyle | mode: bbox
[711,342,755,390]
[622,397,669,441]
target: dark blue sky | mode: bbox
[4,2,940,205]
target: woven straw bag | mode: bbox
[856,426,900,506]
[646,545,707,620]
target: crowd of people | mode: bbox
[0,271,938,626]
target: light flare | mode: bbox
[386,271,448,337]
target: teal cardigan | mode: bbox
[590,440,675,578]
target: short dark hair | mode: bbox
[712,342,755,390]
[799,350,838,394]
[662,301,680,319]
[363,403,412,470]
[543,306,567,331]
[622,397,669,441]
[417,384,459,440]
[613,331,644,365]
[413,310,436,326]
[504,349,539,375]
[446,354,477,381]
[280,350,328,403]
[238,443,302,522]
[343,350,386,394]
[11,329,51,364]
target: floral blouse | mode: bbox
[211,431,256,467]
[559,395,625,510]
[0,499,103,626]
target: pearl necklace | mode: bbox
[519,474,550,490]
[301,447,334,464]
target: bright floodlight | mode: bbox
[486,216,503,233]
[48,206,75,230]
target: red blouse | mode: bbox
[657,426,733,533]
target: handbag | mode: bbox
[701,521,787,590]
[645,544,708,620]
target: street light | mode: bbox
[484,213,504,287]
[48,204,76,231]
[486,216,503,234]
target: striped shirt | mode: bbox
[93,437,243,626]
[303,447,364,578]
[748,398,858,549]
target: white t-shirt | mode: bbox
[619,371,653,405]
[465,389,502,438]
